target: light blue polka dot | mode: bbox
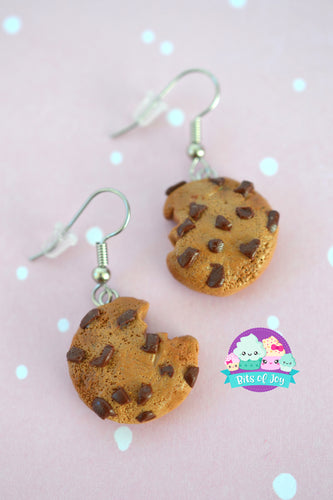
[57,318,70,333]
[16,365,28,380]
[328,246,333,266]
[86,227,103,245]
[114,426,133,451]
[110,151,123,165]
[260,157,279,176]
[167,109,185,127]
[2,16,22,34]
[267,316,280,330]
[273,473,297,500]
[160,41,174,55]
[293,78,306,92]
[229,0,247,8]
[16,266,28,280]
[141,30,155,44]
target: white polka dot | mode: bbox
[167,109,185,127]
[267,316,280,330]
[114,426,133,451]
[85,227,103,245]
[2,16,22,34]
[273,473,297,500]
[160,41,174,55]
[110,151,123,165]
[229,0,247,8]
[293,78,306,92]
[16,266,28,280]
[16,365,28,380]
[327,246,333,266]
[57,318,70,332]
[260,157,279,176]
[141,30,155,44]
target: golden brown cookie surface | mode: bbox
[67,297,199,423]
[164,178,279,296]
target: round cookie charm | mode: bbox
[67,297,199,423]
[164,177,279,296]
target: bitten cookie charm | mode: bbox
[30,188,199,424]
[67,297,199,423]
[164,178,279,296]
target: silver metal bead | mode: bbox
[187,143,205,159]
[92,266,111,284]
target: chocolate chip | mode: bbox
[177,247,200,268]
[92,397,116,419]
[239,239,260,260]
[234,180,254,197]
[137,384,153,405]
[112,387,131,405]
[117,309,137,328]
[159,365,174,378]
[236,207,254,219]
[215,215,232,231]
[177,218,196,237]
[189,202,207,221]
[136,411,156,423]
[267,210,280,233]
[90,345,114,367]
[184,366,199,388]
[80,308,100,329]
[209,177,225,186]
[66,346,86,363]
[165,181,187,195]
[206,264,225,288]
[208,239,224,253]
[141,333,161,354]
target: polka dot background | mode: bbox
[2,1,333,498]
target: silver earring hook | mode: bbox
[111,68,221,180]
[29,188,131,306]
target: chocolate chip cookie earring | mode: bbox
[111,68,280,297]
[30,188,199,423]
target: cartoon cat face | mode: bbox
[234,334,266,361]
[261,356,280,371]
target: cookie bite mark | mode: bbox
[208,239,224,253]
[206,264,225,288]
[137,384,153,405]
[184,366,199,388]
[189,202,207,221]
[177,247,200,268]
[165,181,187,195]
[141,333,161,353]
[234,180,254,197]
[80,308,100,329]
[92,397,116,419]
[112,387,131,405]
[236,207,254,219]
[209,177,225,186]
[267,210,280,233]
[177,218,196,237]
[117,309,137,328]
[159,365,174,377]
[136,411,156,423]
[240,239,260,260]
[215,215,232,231]
[66,346,86,363]
[90,345,114,367]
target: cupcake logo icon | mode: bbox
[222,328,298,392]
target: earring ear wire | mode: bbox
[30,188,131,306]
[111,68,221,180]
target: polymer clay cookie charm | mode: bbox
[164,178,279,296]
[67,297,199,423]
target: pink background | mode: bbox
[1,1,333,499]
